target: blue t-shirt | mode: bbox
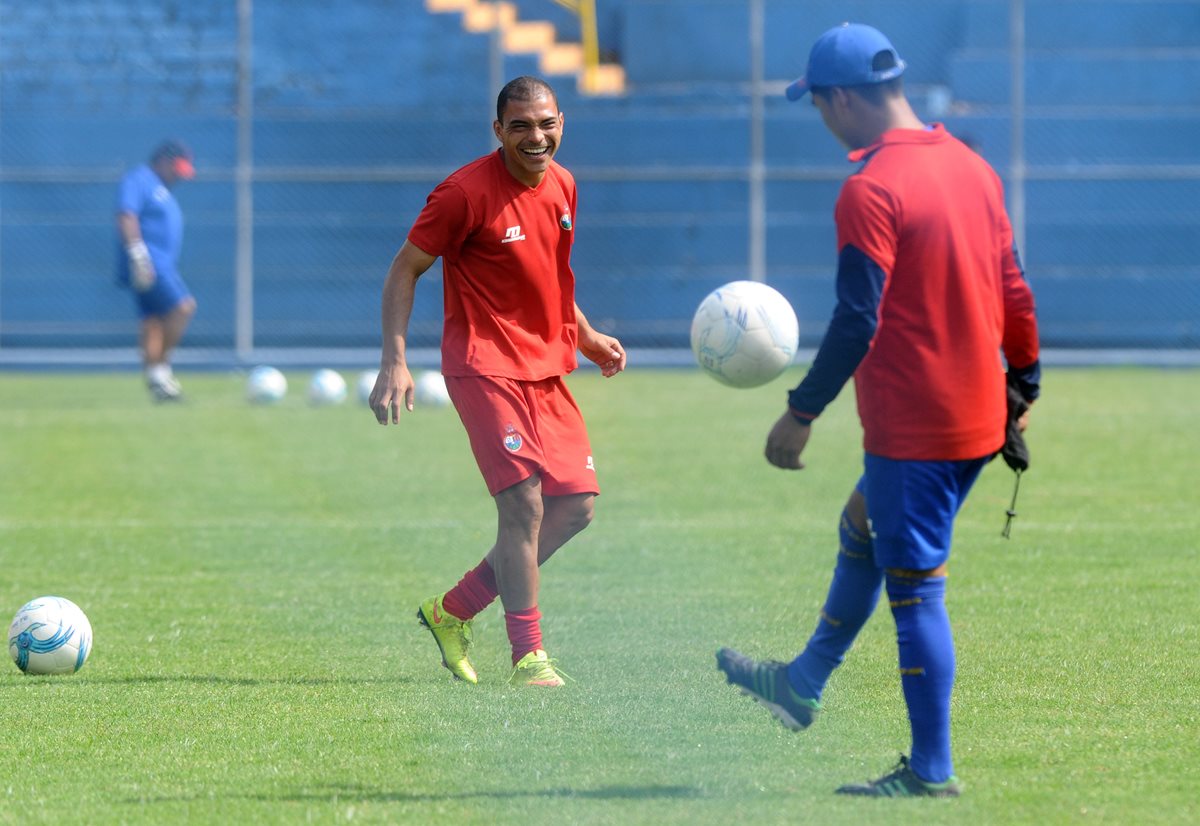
[114,164,184,284]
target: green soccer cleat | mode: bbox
[716,647,821,731]
[509,649,568,687]
[836,755,963,798]
[417,594,478,684]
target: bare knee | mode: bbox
[173,298,197,322]
[562,493,595,536]
[845,488,869,536]
[495,476,544,538]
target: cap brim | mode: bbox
[173,157,195,179]
[785,77,810,101]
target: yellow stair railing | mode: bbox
[425,0,625,95]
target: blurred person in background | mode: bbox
[369,76,626,688]
[115,139,197,402]
[716,23,1040,797]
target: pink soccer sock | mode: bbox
[440,559,499,621]
[504,605,543,664]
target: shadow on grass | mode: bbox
[131,783,704,805]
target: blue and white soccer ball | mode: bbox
[414,371,451,407]
[308,368,347,406]
[247,365,288,404]
[8,596,93,675]
[690,280,800,388]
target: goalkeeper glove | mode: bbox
[126,240,155,292]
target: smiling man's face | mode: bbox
[494,94,564,187]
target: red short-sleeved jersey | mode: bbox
[837,124,1039,460]
[407,149,579,381]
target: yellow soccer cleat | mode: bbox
[417,594,478,684]
[509,649,568,687]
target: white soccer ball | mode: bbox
[690,280,800,388]
[8,596,93,675]
[414,371,451,407]
[356,370,378,405]
[247,365,288,404]
[308,369,347,406]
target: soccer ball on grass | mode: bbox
[247,365,288,404]
[414,371,451,407]
[690,280,799,388]
[8,596,93,675]
[308,369,347,406]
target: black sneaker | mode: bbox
[716,647,821,731]
[836,755,963,798]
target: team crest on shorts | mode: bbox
[560,205,572,231]
[503,424,523,452]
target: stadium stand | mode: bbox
[0,0,1196,352]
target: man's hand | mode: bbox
[1017,407,1031,433]
[126,240,156,292]
[579,330,627,378]
[369,364,414,425]
[765,411,811,469]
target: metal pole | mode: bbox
[488,17,504,149]
[235,0,255,359]
[578,0,599,93]
[1009,0,1027,258]
[748,0,766,282]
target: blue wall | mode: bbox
[1,0,1197,349]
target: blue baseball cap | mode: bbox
[786,23,907,101]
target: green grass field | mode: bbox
[1,366,1197,825]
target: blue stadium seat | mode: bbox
[950,52,1200,107]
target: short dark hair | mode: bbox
[811,76,903,106]
[496,76,558,123]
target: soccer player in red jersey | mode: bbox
[717,24,1040,796]
[369,77,626,687]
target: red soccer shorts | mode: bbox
[444,374,599,497]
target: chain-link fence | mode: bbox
[1,0,1197,363]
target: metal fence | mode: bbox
[1,0,1197,364]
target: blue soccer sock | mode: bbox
[887,574,955,784]
[787,510,883,700]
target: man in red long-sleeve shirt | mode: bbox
[718,23,1040,798]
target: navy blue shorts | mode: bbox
[134,269,192,318]
[858,452,989,571]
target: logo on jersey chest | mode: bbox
[501,225,526,244]
[560,202,572,231]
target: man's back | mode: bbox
[837,125,1025,460]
